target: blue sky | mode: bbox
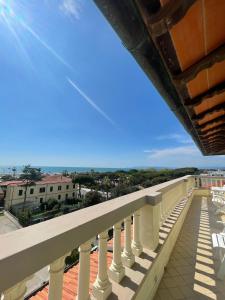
[0,0,224,168]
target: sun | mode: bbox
[0,0,12,17]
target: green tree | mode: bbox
[1,174,14,181]
[18,209,31,227]
[72,175,94,198]
[102,176,112,200]
[20,165,42,181]
[65,249,79,265]
[62,170,69,176]
[83,191,102,207]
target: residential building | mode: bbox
[0,175,77,210]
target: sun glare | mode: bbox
[0,0,11,15]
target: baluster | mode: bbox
[2,277,31,300]
[92,231,112,300]
[132,210,143,256]
[48,254,68,300]
[77,240,92,300]
[108,222,125,283]
[121,216,135,267]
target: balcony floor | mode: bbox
[154,196,225,300]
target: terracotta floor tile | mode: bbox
[154,196,225,300]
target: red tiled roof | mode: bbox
[0,176,72,187]
[0,180,25,187]
[30,231,126,300]
[36,175,72,185]
[30,252,113,300]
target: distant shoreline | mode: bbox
[0,165,166,175]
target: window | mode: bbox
[40,198,43,203]
[66,185,69,190]
[58,186,62,191]
[39,187,46,193]
[30,188,34,195]
[72,192,75,198]
[58,195,61,200]
[73,184,75,189]
[66,194,68,199]
[50,186,53,192]
[18,189,23,196]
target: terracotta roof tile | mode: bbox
[29,225,132,300]
[30,251,113,300]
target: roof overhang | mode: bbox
[94,0,225,155]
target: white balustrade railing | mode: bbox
[0,175,195,300]
[198,175,225,189]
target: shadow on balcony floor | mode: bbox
[154,196,225,300]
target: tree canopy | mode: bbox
[20,165,42,181]
[82,191,103,207]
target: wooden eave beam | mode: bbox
[184,81,225,107]
[196,115,225,130]
[200,129,225,139]
[191,103,225,122]
[204,144,225,151]
[202,135,225,143]
[174,44,225,84]
[203,140,225,146]
[146,0,196,37]
[202,135,225,142]
[199,124,225,135]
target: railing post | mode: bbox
[77,240,92,300]
[132,210,143,256]
[2,277,30,300]
[183,179,188,197]
[140,192,162,251]
[108,222,125,283]
[48,254,68,300]
[121,216,135,267]
[92,231,112,300]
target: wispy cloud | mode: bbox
[67,77,117,127]
[59,0,81,20]
[144,146,198,158]
[156,133,193,144]
[20,20,73,71]
[144,145,225,168]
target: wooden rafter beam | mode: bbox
[204,144,225,151]
[202,141,225,147]
[200,129,225,139]
[174,44,225,84]
[184,81,225,107]
[205,147,225,154]
[191,103,225,122]
[202,135,225,143]
[196,115,225,130]
[202,135,225,142]
[200,126,225,137]
[203,140,225,146]
[146,0,196,37]
[199,124,225,136]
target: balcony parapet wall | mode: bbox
[0,175,195,299]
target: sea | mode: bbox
[0,165,135,175]
[0,165,168,176]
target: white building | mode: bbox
[0,175,77,210]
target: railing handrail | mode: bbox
[198,175,225,179]
[0,175,192,292]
